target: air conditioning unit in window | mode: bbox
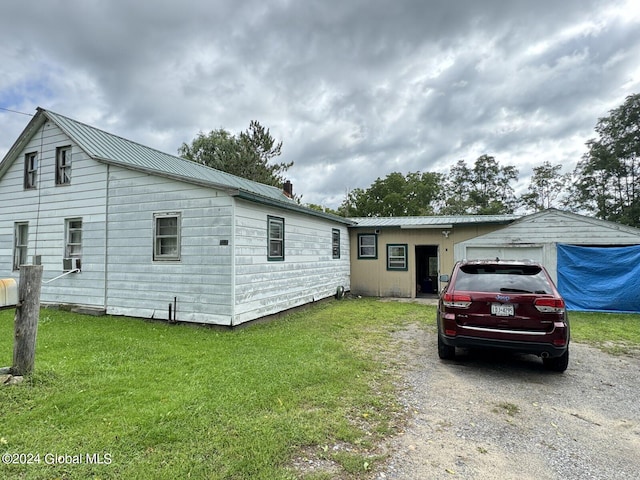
[63,258,81,272]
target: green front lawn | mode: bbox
[1,300,638,479]
[0,299,428,480]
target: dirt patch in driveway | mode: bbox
[380,324,640,480]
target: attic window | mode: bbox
[56,146,72,185]
[24,152,37,189]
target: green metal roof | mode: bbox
[0,108,352,225]
[43,109,291,201]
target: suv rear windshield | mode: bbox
[454,264,552,294]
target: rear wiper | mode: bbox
[500,288,533,293]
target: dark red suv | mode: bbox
[437,260,570,372]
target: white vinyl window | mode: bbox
[154,213,181,261]
[13,222,29,271]
[358,234,377,259]
[387,244,408,271]
[65,219,83,258]
[268,216,284,261]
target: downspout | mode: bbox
[103,164,110,311]
[230,196,236,327]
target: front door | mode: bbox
[415,245,438,295]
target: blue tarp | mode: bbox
[557,244,640,313]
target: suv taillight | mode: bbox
[443,293,472,308]
[534,297,565,313]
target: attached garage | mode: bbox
[455,209,640,312]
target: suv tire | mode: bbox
[543,349,569,372]
[438,334,456,360]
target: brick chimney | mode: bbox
[283,180,293,198]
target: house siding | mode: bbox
[1,109,353,327]
[0,121,107,306]
[233,200,350,324]
[104,166,235,324]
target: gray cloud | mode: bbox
[1,0,638,209]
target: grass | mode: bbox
[494,401,520,417]
[1,300,638,479]
[0,298,430,480]
[569,311,640,355]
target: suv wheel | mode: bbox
[543,349,569,372]
[438,334,456,360]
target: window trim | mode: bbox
[153,212,182,262]
[56,146,72,185]
[267,215,285,261]
[387,243,408,271]
[24,152,38,189]
[13,222,29,271]
[332,228,341,259]
[358,233,378,259]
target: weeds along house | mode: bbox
[0,108,352,325]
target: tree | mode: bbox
[441,160,474,214]
[338,171,443,217]
[520,161,570,212]
[179,120,292,188]
[304,203,341,216]
[569,93,640,227]
[441,155,519,215]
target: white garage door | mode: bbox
[464,246,543,262]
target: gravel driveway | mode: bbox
[380,324,640,480]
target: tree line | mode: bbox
[337,155,563,217]
[180,93,640,228]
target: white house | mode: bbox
[0,108,352,326]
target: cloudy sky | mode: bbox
[1,0,639,209]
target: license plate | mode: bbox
[491,303,514,316]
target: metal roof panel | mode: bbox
[349,214,520,228]
[44,109,290,202]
